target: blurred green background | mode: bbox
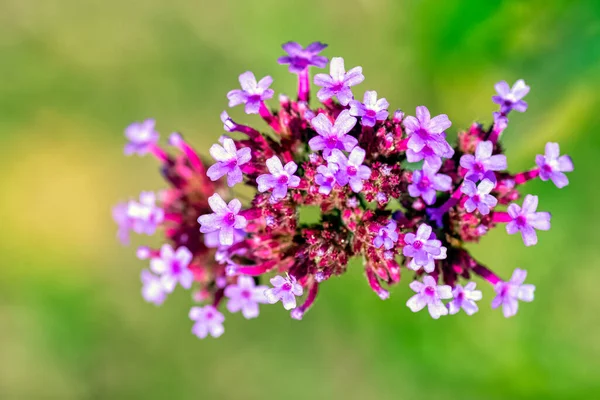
[1,0,600,398]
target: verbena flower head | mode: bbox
[114,42,573,338]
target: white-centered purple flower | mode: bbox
[256,156,301,202]
[127,192,164,236]
[460,140,507,182]
[224,276,269,319]
[227,71,275,114]
[349,90,389,127]
[373,220,398,250]
[461,179,498,215]
[407,162,452,205]
[206,137,251,187]
[112,202,132,245]
[447,282,482,316]
[124,119,159,156]
[406,275,453,319]
[314,164,337,195]
[535,142,574,189]
[198,193,247,246]
[327,147,372,193]
[492,268,535,318]
[189,305,225,339]
[506,195,551,247]
[403,106,454,167]
[140,269,167,305]
[309,110,358,157]
[313,57,364,105]
[150,244,194,293]
[492,79,529,114]
[403,224,447,273]
[277,41,328,73]
[264,274,303,310]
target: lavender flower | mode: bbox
[407,162,452,205]
[198,194,247,246]
[150,244,194,292]
[112,202,132,245]
[189,305,225,339]
[141,269,167,305]
[492,79,530,114]
[403,224,447,273]
[127,192,164,235]
[461,179,498,215]
[536,142,574,188]
[447,282,482,315]
[460,140,507,182]
[224,276,269,319]
[406,275,453,319]
[506,195,551,246]
[256,156,301,202]
[227,71,274,114]
[278,42,328,73]
[124,119,159,156]
[264,274,303,310]
[373,220,398,250]
[314,164,337,195]
[492,269,535,317]
[403,106,454,167]
[327,147,372,193]
[349,91,389,127]
[206,137,251,187]
[309,110,358,157]
[313,57,364,105]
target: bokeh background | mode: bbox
[2,0,600,398]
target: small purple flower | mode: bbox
[198,193,247,246]
[227,71,275,114]
[492,79,529,114]
[189,305,225,339]
[309,110,358,157]
[327,147,371,193]
[112,202,132,245]
[492,268,535,318]
[206,137,251,187]
[313,57,364,105]
[506,195,551,246]
[127,192,164,235]
[224,276,269,319]
[124,119,159,156]
[373,220,398,250]
[406,275,453,319]
[256,156,301,202]
[461,179,498,215]
[536,142,574,189]
[403,106,454,167]
[349,91,389,127]
[264,274,303,310]
[403,224,447,273]
[460,140,507,182]
[448,282,482,316]
[314,164,337,195]
[140,269,167,305]
[407,162,452,206]
[277,41,328,73]
[150,244,194,292]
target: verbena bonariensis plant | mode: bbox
[114,42,574,339]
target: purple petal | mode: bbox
[266,156,284,174]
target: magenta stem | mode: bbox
[291,282,319,320]
[297,69,310,102]
[489,111,508,144]
[492,211,512,223]
[229,261,277,276]
[149,144,168,162]
[259,101,282,133]
[365,267,389,300]
[472,263,501,285]
[439,187,464,214]
[514,168,540,184]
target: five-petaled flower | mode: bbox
[406,275,453,319]
[113,202,133,245]
[403,224,447,273]
[461,179,498,215]
[313,57,364,105]
[206,137,252,187]
[227,71,275,114]
[492,269,535,317]
[264,275,303,310]
[224,276,269,319]
[277,42,328,73]
[403,106,454,168]
[460,140,507,182]
[492,79,530,114]
[448,282,482,315]
[140,269,167,305]
[407,162,452,205]
[127,192,164,236]
[124,119,159,156]
[198,193,247,246]
[314,164,338,195]
[327,147,372,193]
[150,244,194,292]
[536,142,574,189]
[506,195,551,246]
[349,90,389,127]
[373,220,398,250]
[189,305,225,339]
[256,156,301,202]
[309,110,358,157]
